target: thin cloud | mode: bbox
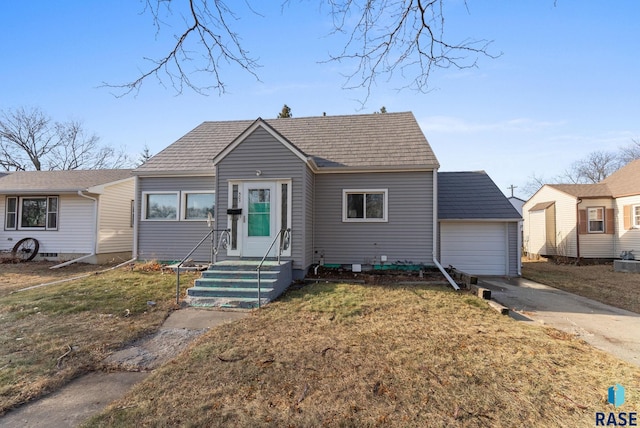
[419,116,564,133]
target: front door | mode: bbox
[242,182,277,257]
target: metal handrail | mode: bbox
[256,228,291,308]
[175,228,229,305]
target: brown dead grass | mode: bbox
[522,260,640,314]
[86,283,640,427]
[0,261,122,297]
[0,263,198,414]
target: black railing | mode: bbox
[175,228,230,305]
[256,228,291,308]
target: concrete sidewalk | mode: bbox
[481,277,640,368]
[0,308,249,428]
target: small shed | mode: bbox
[438,171,522,276]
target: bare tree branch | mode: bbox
[322,0,500,104]
[103,0,260,96]
[0,107,132,171]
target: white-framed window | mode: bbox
[634,205,640,228]
[5,195,58,230]
[342,189,388,222]
[587,207,604,233]
[181,191,215,221]
[142,192,178,220]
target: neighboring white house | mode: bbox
[523,159,640,259]
[0,170,134,264]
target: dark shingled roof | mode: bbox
[135,112,439,173]
[438,171,522,220]
[0,170,132,193]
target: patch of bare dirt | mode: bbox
[306,265,446,285]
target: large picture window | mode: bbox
[182,192,215,220]
[142,192,178,220]
[587,207,604,233]
[342,189,388,222]
[5,196,58,230]
[142,191,215,221]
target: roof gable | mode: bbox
[601,158,640,197]
[438,171,521,220]
[0,170,133,193]
[135,112,439,174]
[212,118,310,166]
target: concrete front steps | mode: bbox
[185,260,293,309]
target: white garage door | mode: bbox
[441,222,507,276]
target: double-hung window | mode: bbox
[5,196,58,230]
[587,207,604,233]
[343,189,388,222]
[634,205,640,229]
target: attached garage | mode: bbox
[440,222,509,275]
[438,171,522,277]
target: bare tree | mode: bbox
[0,107,57,171]
[619,138,640,164]
[109,1,497,98]
[565,150,622,184]
[0,107,131,171]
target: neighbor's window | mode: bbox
[6,196,58,230]
[5,196,17,229]
[587,207,604,233]
[182,191,215,220]
[343,189,388,222]
[634,205,640,228]
[142,192,178,220]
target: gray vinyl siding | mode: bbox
[137,176,215,262]
[214,127,308,271]
[508,222,519,276]
[314,171,434,266]
[304,167,314,268]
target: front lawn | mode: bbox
[0,263,198,414]
[85,282,640,427]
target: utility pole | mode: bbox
[507,184,517,197]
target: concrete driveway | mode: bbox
[480,277,640,368]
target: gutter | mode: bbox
[432,169,460,290]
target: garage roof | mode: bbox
[438,171,522,220]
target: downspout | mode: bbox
[432,169,460,290]
[575,198,582,259]
[52,191,97,268]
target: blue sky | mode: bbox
[1,1,639,198]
